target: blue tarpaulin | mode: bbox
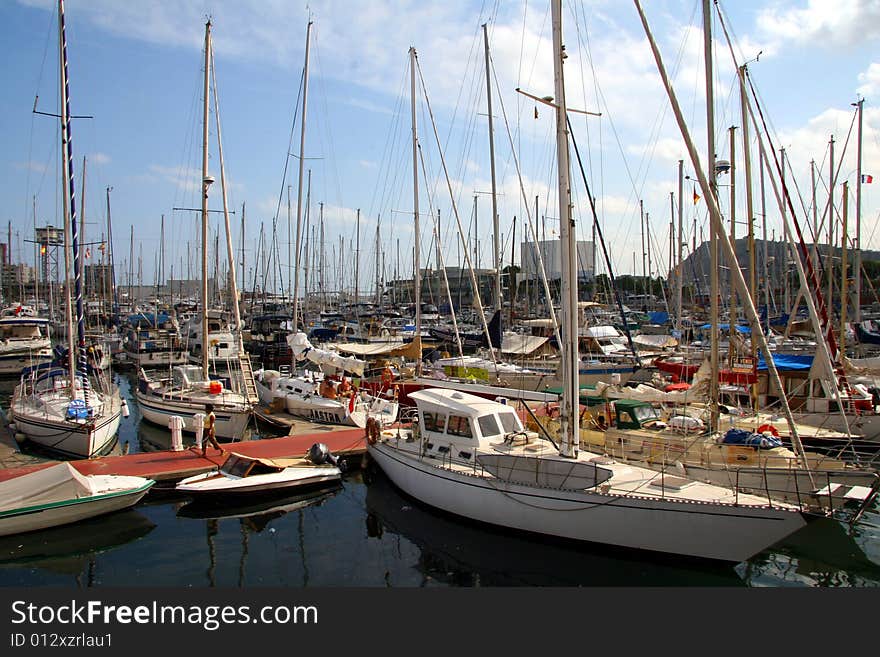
[699,323,751,334]
[756,353,813,371]
[722,427,783,449]
[649,311,669,325]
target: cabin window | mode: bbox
[498,411,522,434]
[446,415,473,438]
[422,411,447,433]
[223,457,252,477]
[633,405,660,423]
[478,414,501,438]
[618,411,633,424]
[437,445,449,453]
[458,451,473,460]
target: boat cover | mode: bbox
[632,334,678,349]
[721,428,783,449]
[225,452,326,470]
[500,333,550,355]
[329,337,424,360]
[287,332,366,376]
[0,463,93,512]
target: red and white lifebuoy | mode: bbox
[756,423,779,437]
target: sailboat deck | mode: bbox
[379,432,798,510]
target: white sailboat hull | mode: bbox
[176,466,341,496]
[0,349,54,375]
[0,481,153,537]
[369,442,808,562]
[136,392,251,440]
[10,391,121,459]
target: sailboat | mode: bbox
[135,19,254,441]
[366,5,820,562]
[9,0,123,459]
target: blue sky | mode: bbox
[2,0,878,300]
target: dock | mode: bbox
[0,421,370,486]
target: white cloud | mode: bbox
[858,62,880,99]
[756,0,880,49]
[89,152,111,165]
[14,161,48,173]
[145,164,201,193]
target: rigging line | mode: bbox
[25,4,60,235]
[490,39,561,344]
[367,67,409,222]
[418,146,465,360]
[309,30,343,218]
[789,112,857,256]
[415,57,500,371]
[579,5,694,268]
[714,7,838,360]
[567,114,641,366]
[271,66,305,227]
[571,0,608,255]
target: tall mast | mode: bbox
[291,20,312,333]
[375,215,381,305]
[303,170,311,315]
[739,66,757,411]
[483,23,502,312]
[854,98,864,323]
[200,19,213,375]
[551,0,578,458]
[106,186,117,314]
[635,0,810,465]
[410,46,422,376]
[355,208,360,312]
[319,202,325,311]
[209,40,245,357]
[827,136,835,322]
[703,0,720,432]
[760,152,769,332]
[676,159,683,333]
[740,67,756,307]
[240,202,246,294]
[80,155,86,296]
[840,182,849,354]
[729,125,737,323]
[59,0,86,397]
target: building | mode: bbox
[519,239,595,282]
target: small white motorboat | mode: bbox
[175,444,343,499]
[0,462,155,537]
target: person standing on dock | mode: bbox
[202,404,222,457]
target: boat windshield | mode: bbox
[498,411,523,434]
[221,455,253,477]
[633,405,661,423]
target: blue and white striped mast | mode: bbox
[58,0,89,405]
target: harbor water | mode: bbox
[1,372,879,587]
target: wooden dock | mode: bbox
[0,424,369,485]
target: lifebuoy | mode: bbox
[365,416,381,445]
[756,423,779,437]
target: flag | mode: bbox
[85,248,91,259]
[863,174,874,184]
[348,392,356,413]
[693,186,701,205]
[534,106,539,119]
[99,242,106,253]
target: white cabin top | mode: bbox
[409,388,525,449]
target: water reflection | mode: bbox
[176,486,342,587]
[363,467,745,586]
[0,509,156,584]
[363,466,880,587]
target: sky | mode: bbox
[1,0,878,301]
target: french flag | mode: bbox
[863,174,874,184]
